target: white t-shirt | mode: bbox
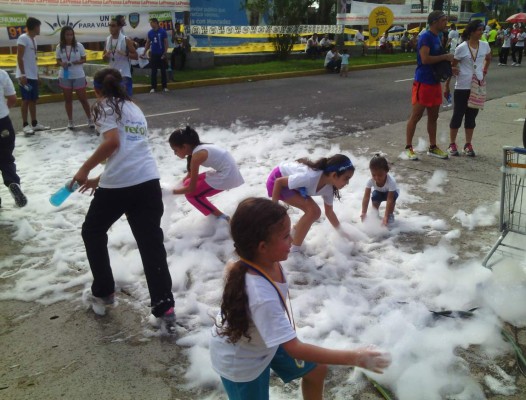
[55,43,86,79]
[210,273,296,382]
[453,41,491,90]
[278,161,334,206]
[193,144,244,190]
[355,32,365,42]
[448,30,460,52]
[516,32,526,47]
[341,53,350,65]
[0,69,15,119]
[105,33,131,78]
[501,30,511,48]
[324,50,339,67]
[97,100,160,188]
[16,33,38,79]
[366,174,399,194]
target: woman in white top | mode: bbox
[267,154,354,252]
[169,126,244,221]
[71,68,176,331]
[444,20,491,157]
[56,26,93,130]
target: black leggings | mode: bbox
[450,89,479,130]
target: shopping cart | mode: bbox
[483,146,526,268]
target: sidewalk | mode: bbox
[1,92,525,399]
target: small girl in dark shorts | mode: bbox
[360,154,399,226]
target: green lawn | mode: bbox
[132,52,416,85]
[25,52,416,96]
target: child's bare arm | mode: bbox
[282,338,391,373]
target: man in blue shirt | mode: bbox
[405,11,454,160]
[144,18,169,93]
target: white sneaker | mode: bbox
[515,64,521,67]
[22,125,34,136]
[511,62,517,66]
[88,119,95,129]
[67,121,75,129]
[32,123,50,131]
[149,88,155,93]
[163,88,169,93]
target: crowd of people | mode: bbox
[1,10,525,400]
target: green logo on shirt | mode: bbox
[124,125,146,135]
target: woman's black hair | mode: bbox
[217,197,289,343]
[462,20,484,41]
[297,154,354,200]
[59,26,77,51]
[168,126,203,172]
[91,68,131,124]
[369,154,390,172]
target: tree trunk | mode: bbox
[433,0,445,11]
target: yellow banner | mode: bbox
[368,6,394,45]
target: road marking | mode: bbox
[145,108,200,118]
[42,108,200,132]
[394,78,414,82]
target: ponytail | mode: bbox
[91,68,130,123]
[297,154,354,200]
[168,126,203,172]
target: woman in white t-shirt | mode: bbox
[71,68,175,331]
[267,154,354,253]
[55,26,93,130]
[169,126,244,221]
[210,198,391,399]
[444,20,491,157]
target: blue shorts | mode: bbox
[122,77,133,97]
[221,345,317,400]
[371,190,399,204]
[19,79,39,101]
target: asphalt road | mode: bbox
[10,61,526,136]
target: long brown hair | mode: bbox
[59,26,77,51]
[217,198,288,343]
[91,68,131,123]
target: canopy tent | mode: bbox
[506,13,526,24]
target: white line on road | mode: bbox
[394,78,414,83]
[43,108,200,132]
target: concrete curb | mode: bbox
[19,60,415,106]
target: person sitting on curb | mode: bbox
[305,33,321,59]
[324,45,341,73]
[379,33,394,54]
[319,34,333,53]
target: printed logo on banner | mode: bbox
[44,15,81,37]
[129,13,139,29]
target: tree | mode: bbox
[244,0,314,60]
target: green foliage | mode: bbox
[243,0,315,60]
[470,0,487,14]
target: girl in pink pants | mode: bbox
[169,126,244,221]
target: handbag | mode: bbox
[432,47,452,82]
[467,74,486,110]
[432,59,453,82]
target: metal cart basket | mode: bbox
[483,146,526,267]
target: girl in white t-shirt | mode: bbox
[210,197,391,399]
[267,154,354,252]
[444,20,491,157]
[72,68,175,331]
[361,155,399,226]
[55,26,93,130]
[169,126,244,221]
